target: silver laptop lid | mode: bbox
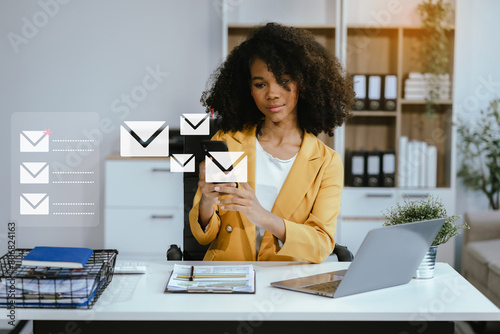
[333,218,445,297]
[270,218,445,298]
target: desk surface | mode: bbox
[9,261,500,322]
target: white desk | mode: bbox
[6,261,500,333]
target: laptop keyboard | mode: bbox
[302,280,342,293]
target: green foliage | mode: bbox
[456,99,500,210]
[417,0,453,120]
[382,194,468,246]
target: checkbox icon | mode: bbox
[205,151,247,183]
[20,193,49,215]
[120,121,169,157]
[20,131,49,152]
[171,154,196,173]
[20,162,49,184]
[180,113,210,135]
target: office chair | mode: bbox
[182,117,219,260]
[332,243,354,262]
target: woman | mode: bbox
[189,22,354,263]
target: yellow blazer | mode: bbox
[189,125,343,263]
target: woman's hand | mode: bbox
[216,182,286,242]
[197,160,237,228]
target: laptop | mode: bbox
[271,218,445,298]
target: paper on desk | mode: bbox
[0,278,96,297]
[166,264,255,293]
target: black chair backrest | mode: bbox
[332,243,354,262]
[182,116,219,260]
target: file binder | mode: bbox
[381,150,396,187]
[366,151,381,187]
[347,151,366,187]
[368,75,382,110]
[352,74,367,110]
[383,75,397,111]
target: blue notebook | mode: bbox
[22,246,94,269]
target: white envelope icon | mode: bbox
[180,113,210,135]
[170,154,195,173]
[20,162,49,184]
[20,193,49,215]
[120,121,169,157]
[206,152,247,183]
[20,131,49,152]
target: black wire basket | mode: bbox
[0,248,118,309]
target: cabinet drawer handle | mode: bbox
[151,168,169,172]
[401,194,429,199]
[151,215,174,219]
[365,193,392,198]
[342,217,386,221]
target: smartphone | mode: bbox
[201,139,229,155]
[200,140,237,186]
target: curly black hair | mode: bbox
[201,22,354,136]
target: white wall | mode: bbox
[226,0,336,25]
[0,0,222,251]
[453,0,500,267]
[454,0,500,212]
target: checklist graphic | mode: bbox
[20,193,49,215]
[20,162,49,184]
[20,130,50,152]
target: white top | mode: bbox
[255,139,297,255]
[12,262,500,321]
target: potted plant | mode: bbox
[456,98,500,210]
[382,194,468,278]
[416,0,453,119]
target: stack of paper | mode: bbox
[398,136,437,188]
[404,72,451,100]
[0,264,104,307]
[165,264,255,293]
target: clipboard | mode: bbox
[163,264,256,294]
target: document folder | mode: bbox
[383,75,397,111]
[366,151,381,187]
[164,264,256,294]
[352,74,367,110]
[381,150,396,187]
[347,150,366,187]
[368,75,382,111]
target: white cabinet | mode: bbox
[104,158,183,259]
[338,218,385,255]
[339,187,456,265]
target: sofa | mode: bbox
[461,210,500,307]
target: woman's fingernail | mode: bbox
[216,200,220,204]
[214,186,220,191]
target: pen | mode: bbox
[189,265,194,281]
